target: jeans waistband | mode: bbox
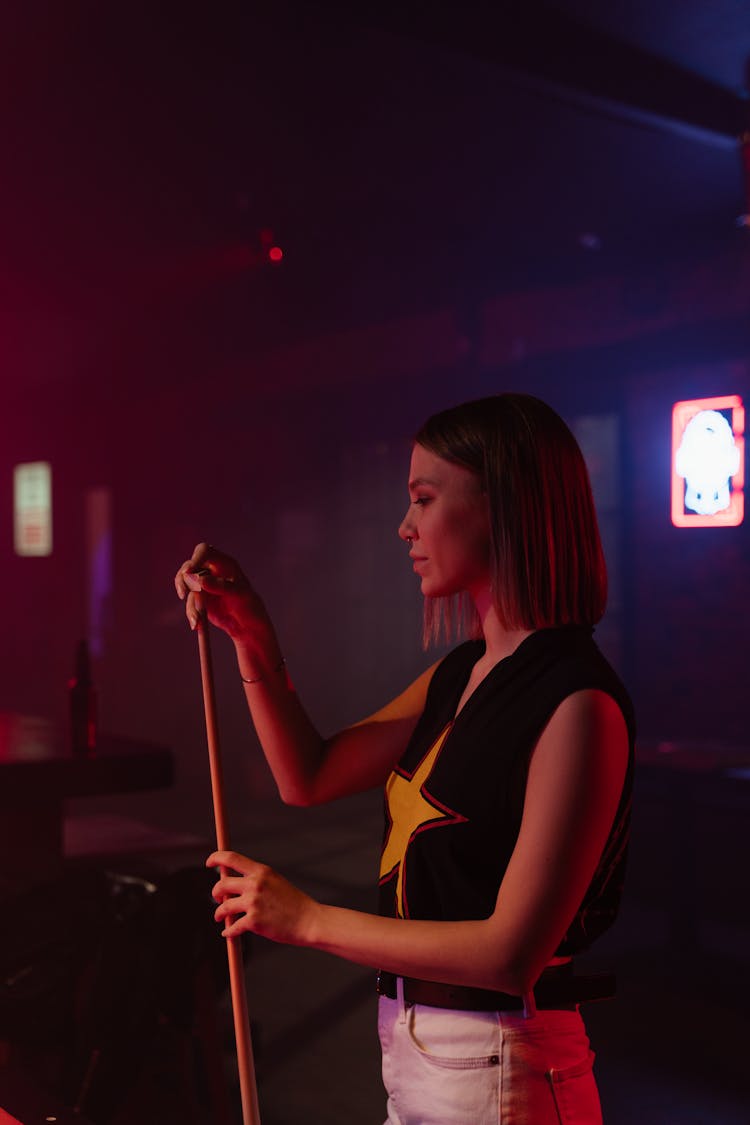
[376,964,614,1012]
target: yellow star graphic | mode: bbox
[380,723,466,918]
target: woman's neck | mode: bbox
[452,595,534,718]
[472,587,534,666]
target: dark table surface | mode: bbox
[0,712,173,803]
[632,736,750,949]
[0,712,174,893]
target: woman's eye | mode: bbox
[413,496,430,507]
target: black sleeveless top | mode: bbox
[378,626,636,956]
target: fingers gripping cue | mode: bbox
[196,609,262,1125]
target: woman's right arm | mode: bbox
[175,543,437,807]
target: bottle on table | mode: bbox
[69,638,97,755]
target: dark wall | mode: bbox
[3,264,749,837]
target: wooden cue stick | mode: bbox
[196,614,262,1125]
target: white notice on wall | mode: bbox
[14,461,53,556]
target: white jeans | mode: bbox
[378,981,602,1125]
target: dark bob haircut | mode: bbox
[415,393,607,642]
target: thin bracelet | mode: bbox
[240,657,286,685]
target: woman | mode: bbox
[175,393,634,1124]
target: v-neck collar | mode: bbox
[449,634,527,722]
[450,626,592,723]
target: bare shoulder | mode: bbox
[545,688,629,744]
[526,688,630,819]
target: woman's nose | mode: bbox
[398,512,415,542]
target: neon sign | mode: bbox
[672,396,744,527]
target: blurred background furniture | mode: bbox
[0,713,173,894]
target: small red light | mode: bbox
[268,246,283,262]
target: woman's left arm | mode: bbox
[209,689,629,996]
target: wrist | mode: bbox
[233,637,285,684]
[240,656,286,685]
[301,898,328,951]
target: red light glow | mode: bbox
[268,246,283,262]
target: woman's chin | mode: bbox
[420,577,451,598]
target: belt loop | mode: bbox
[522,989,537,1020]
[397,976,407,1024]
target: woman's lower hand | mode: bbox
[207,850,321,946]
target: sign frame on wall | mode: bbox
[671,395,744,527]
[14,461,53,556]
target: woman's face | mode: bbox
[398,443,491,601]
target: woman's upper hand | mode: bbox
[174,542,270,642]
[174,546,437,808]
[207,850,321,946]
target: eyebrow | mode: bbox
[409,476,441,490]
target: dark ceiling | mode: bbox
[1,1,749,387]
